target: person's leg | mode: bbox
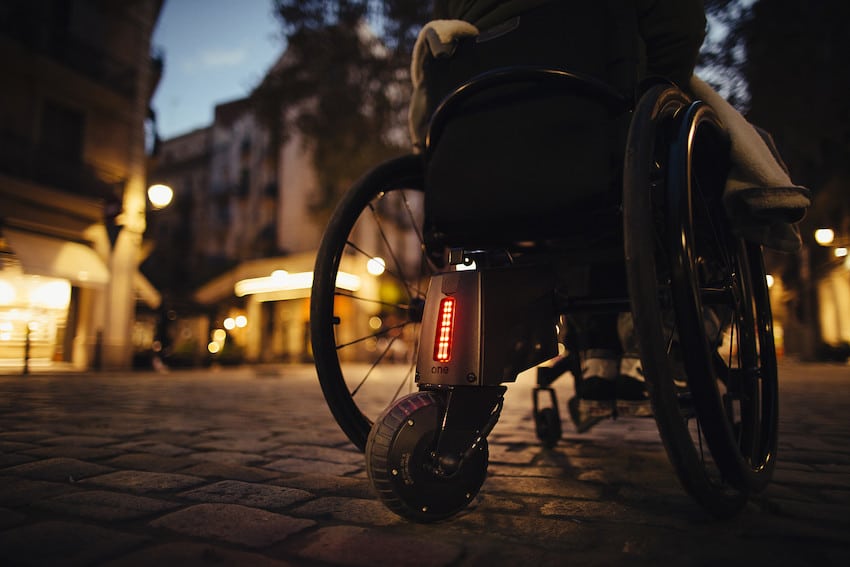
[578,312,620,400]
[616,311,645,396]
[569,310,620,427]
[616,312,652,416]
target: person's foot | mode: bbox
[568,396,609,433]
[579,355,617,401]
[581,375,616,400]
[616,356,652,417]
[575,355,617,427]
[578,378,616,419]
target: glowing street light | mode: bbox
[367,257,386,276]
[814,228,835,246]
[147,183,173,209]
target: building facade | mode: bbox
[167,95,323,364]
[0,0,164,371]
[154,92,422,364]
[148,97,282,365]
[138,18,432,366]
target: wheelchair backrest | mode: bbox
[423,1,641,249]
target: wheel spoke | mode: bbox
[335,321,411,351]
[390,363,417,402]
[334,290,420,312]
[350,334,410,397]
[345,239,426,300]
[366,200,421,303]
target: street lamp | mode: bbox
[813,228,850,266]
[147,183,173,209]
[367,256,386,276]
[814,228,835,246]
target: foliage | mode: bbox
[252,1,430,222]
[699,0,755,109]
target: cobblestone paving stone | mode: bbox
[0,360,848,566]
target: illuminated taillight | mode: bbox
[433,297,456,362]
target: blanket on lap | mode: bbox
[689,76,810,252]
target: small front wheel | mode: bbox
[534,407,562,448]
[366,391,488,522]
[533,387,562,448]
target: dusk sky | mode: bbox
[151,0,284,140]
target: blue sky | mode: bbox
[151,0,284,140]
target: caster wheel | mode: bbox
[534,407,562,448]
[366,391,488,523]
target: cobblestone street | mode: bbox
[1,360,849,566]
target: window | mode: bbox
[40,100,84,163]
[237,168,250,197]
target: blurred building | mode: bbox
[156,94,322,364]
[0,0,164,371]
[148,97,282,365]
[139,125,212,367]
[153,91,420,364]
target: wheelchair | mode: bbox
[310,58,778,521]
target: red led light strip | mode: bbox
[433,297,456,362]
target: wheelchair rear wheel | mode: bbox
[624,85,778,517]
[310,155,429,451]
[667,100,778,495]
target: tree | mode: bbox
[252,0,429,222]
[699,0,754,109]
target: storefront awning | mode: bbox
[194,252,319,305]
[4,228,110,287]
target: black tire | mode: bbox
[624,85,769,517]
[310,155,430,451]
[366,391,489,522]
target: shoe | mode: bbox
[668,341,690,393]
[581,375,616,400]
[573,355,617,429]
[578,376,616,419]
[568,396,608,433]
[616,356,652,417]
[578,355,617,402]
